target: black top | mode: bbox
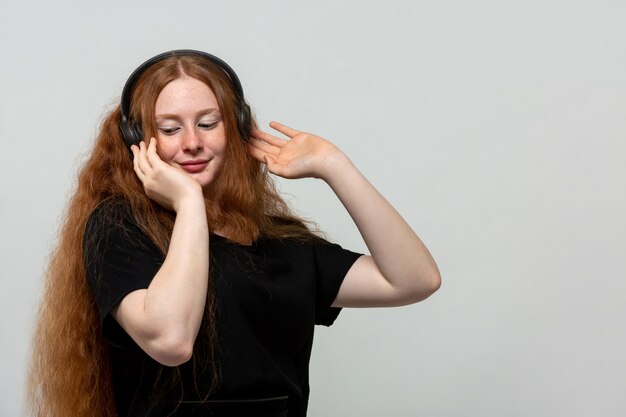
[83,199,362,417]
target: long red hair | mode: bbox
[28,54,316,417]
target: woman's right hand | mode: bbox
[131,137,203,212]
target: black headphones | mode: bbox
[119,49,251,147]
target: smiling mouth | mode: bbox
[179,160,209,173]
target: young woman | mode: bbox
[29,50,441,417]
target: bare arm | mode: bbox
[322,152,440,307]
[248,122,441,308]
[112,138,209,366]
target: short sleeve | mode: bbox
[313,241,363,326]
[83,199,164,323]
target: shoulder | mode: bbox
[264,216,329,245]
[261,232,361,266]
[83,197,163,278]
[86,197,132,229]
[83,197,149,251]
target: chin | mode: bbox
[194,176,214,189]
[195,171,221,191]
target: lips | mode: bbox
[179,159,209,173]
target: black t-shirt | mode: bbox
[83,199,362,417]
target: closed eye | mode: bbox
[158,126,181,135]
[198,121,219,130]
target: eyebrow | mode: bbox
[155,108,220,120]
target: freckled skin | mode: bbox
[154,77,227,193]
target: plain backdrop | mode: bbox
[1,1,625,416]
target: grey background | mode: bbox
[1,1,625,416]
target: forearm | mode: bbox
[112,196,209,365]
[136,197,209,354]
[322,153,440,292]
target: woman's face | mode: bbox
[154,76,227,194]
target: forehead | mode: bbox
[155,76,218,113]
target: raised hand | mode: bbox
[131,138,203,212]
[249,121,440,308]
[248,121,345,181]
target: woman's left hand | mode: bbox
[248,121,344,180]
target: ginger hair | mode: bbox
[28,53,317,417]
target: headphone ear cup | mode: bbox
[238,102,252,141]
[119,116,143,147]
[130,123,144,146]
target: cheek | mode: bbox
[214,138,227,156]
[212,131,228,155]
[209,125,227,154]
[156,140,178,162]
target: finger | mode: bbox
[263,154,287,177]
[131,145,146,181]
[251,128,286,147]
[248,137,280,155]
[247,143,271,164]
[146,137,161,168]
[136,140,152,173]
[269,121,300,138]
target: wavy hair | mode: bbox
[28,53,317,417]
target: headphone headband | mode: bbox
[119,49,251,147]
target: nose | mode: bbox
[181,127,202,153]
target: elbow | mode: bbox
[429,271,442,295]
[420,263,442,299]
[147,334,195,367]
[423,270,441,299]
[424,271,442,297]
[403,255,442,304]
[406,272,442,305]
